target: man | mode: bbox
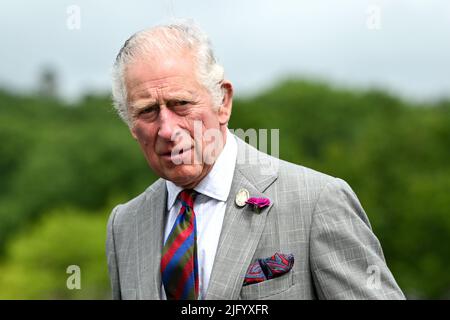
[106,20,405,300]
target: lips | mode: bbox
[159,145,191,156]
[160,150,173,157]
[160,146,194,164]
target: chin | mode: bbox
[164,164,203,187]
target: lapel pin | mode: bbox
[245,197,271,214]
[235,188,250,207]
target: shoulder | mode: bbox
[278,158,355,197]
[235,136,356,212]
[274,157,369,228]
[275,158,349,209]
[108,178,165,227]
[277,157,335,188]
[238,134,338,196]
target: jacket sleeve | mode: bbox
[309,178,405,299]
[106,205,122,300]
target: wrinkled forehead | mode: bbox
[124,50,205,103]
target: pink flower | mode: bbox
[245,197,271,212]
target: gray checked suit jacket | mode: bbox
[106,135,405,300]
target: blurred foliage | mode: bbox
[0,206,111,299]
[0,79,449,299]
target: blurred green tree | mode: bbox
[0,206,112,299]
[0,79,449,298]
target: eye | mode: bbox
[134,105,159,121]
[172,100,189,107]
[139,105,158,114]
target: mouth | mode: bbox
[160,146,194,163]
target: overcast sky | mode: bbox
[1,0,449,102]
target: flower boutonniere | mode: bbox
[245,197,271,213]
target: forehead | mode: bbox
[125,50,202,101]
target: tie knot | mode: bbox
[179,189,197,208]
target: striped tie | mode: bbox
[161,189,199,300]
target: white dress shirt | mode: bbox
[161,128,237,299]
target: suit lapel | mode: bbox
[136,179,166,299]
[205,138,278,299]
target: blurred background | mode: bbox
[0,0,449,299]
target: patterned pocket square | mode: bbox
[243,252,294,286]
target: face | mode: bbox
[126,49,233,189]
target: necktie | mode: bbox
[161,189,199,300]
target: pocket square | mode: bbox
[243,252,294,286]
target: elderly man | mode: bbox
[106,21,404,300]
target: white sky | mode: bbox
[1,0,449,102]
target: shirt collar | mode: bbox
[165,128,237,210]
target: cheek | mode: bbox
[133,123,154,147]
[202,112,221,132]
[193,105,220,126]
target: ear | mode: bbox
[218,80,233,125]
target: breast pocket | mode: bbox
[239,270,295,300]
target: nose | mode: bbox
[157,105,180,142]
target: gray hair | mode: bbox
[111,20,225,126]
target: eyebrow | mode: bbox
[164,91,195,101]
[130,99,158,111]
[130,91,195,110]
